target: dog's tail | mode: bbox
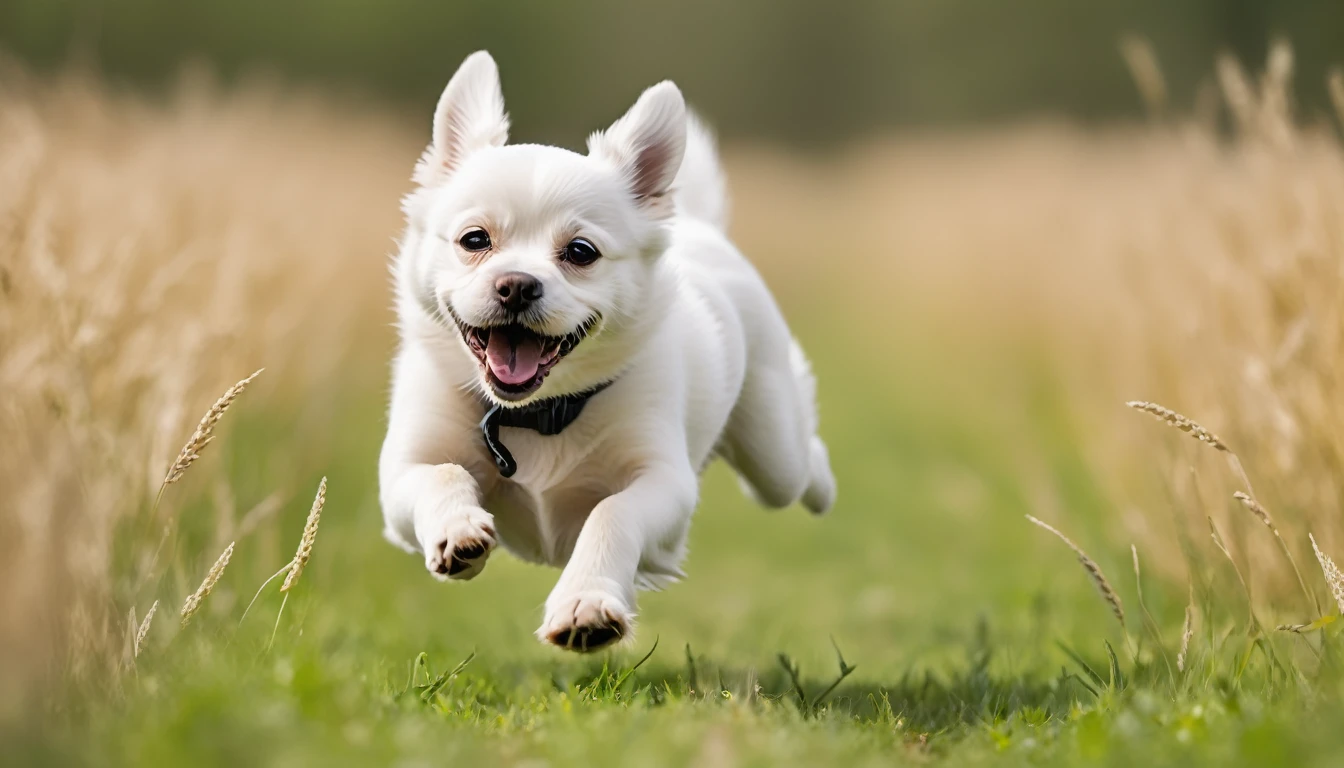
[673,113,729,231]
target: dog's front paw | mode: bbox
[422,507,496,581]
[537,590,633,653]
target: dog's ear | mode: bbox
[588,81,686,213]
[414,51,509,186]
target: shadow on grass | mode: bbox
[537,623,1090,736]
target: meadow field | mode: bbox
[4,47,1344,765]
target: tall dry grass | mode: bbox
[725,45,1344,624]
[0,65,405,711]
[1078,45,1344,621]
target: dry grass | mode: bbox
[1309,534,1344,614]
[1118,37,1167,118]
[757,41,1344,622]
[180,542,234,627]
[0,66,405,711]
[728,38,1344,639]
[1067,46,1344,618]
[281,477,327,593]
[133,600,157,659]
[1025,515,1126,629]
[1177,595,1195,673]
[1125,402,1230,453]
[162,368,264,488]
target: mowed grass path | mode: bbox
[25,309,1344,767]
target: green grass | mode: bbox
[15,315,1344,767]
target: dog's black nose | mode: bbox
[494,272,543,313]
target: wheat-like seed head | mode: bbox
[1260,40,1294,123]
[1329,69,1344,132]
[134,600,158,658]
[1119,37,1167,118]
[163,369,264,486]
[281,477,326,592]
[1265,40,1293,84]
[1234,492,1320,616]
[1125,401,1229,452]
[1216,54,1257,131]
[1025,515,1125,628]
[1232,491,1274,529]
[1309,533,1344,614]
[1176,583,1195,673]
[180,542,235,626]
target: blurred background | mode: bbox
[5,0,1344,143]
[4,1,1344,762]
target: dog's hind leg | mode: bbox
[719,310,835,514]
[789,342,837,514]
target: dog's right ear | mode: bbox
[413,51,510,186]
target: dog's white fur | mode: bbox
[379,52,835,651]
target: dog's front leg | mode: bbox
[382,462,497,581]
[538,467,696,652]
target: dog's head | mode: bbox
[398,52,686,405]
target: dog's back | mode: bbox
[661,121,837,516]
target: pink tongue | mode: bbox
[485,329,544,385]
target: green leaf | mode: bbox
[1057,642,1106,688]
[1277,615,1337,634]
[610,637,659,692]
[1104,640,1125,691]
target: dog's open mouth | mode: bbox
[453,317,597,400]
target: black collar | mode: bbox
[479,381,613,478]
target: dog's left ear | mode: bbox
[588,81,686,213]
[413,51,510,186]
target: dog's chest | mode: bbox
[480,425,624,566]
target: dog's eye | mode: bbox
[458,228,492,252]
[562,238,601,266]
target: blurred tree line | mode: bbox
[3,0,1342,146]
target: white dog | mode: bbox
[379,51,835,652]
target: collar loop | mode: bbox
[479,381,613,477]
